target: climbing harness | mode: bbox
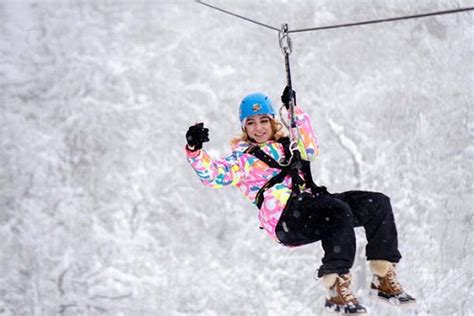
[245,137,327,209]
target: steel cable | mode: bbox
[196,1,474,34]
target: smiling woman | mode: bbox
[244,115,274,143]
[231,92,287,145]
[184,86,416,314]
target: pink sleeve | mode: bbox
[292,106,319,160]
[185,147,244,188]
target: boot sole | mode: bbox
[324,307,368,315]
[369,289,417,306]
[325,302,369,315]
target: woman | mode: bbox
[184,88,415,314]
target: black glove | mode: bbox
[186,123,209,151]
[281,86,296,110]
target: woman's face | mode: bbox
[244,114,273,144]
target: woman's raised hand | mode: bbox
[186,123,209,151]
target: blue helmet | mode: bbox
[239,93,275,124]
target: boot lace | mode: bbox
[386,269,403,293]
[338,275,357,303]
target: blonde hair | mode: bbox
[230,116,288,147]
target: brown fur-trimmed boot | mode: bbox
[369,260,416,305]
[323,273,368,315]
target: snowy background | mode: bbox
[1,0,473,315]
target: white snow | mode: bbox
[0,0,472,315]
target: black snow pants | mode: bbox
[275,191,402,278]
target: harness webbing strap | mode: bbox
[245,137,326,209]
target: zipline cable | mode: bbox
[195,0,474,34]
[289,7,474,33]
[195,0,279,32]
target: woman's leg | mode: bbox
[332,191,402,263]
[310,194,357,277]
[276,193,357,277]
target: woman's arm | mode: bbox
[292,106,319,161]
[185,147,244,188]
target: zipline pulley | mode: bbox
[278,23,292,55]
[278,23,305,161]
[278,23,296,130]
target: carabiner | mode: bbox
[278,23,292,56]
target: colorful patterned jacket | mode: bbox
[185,107,319,243]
